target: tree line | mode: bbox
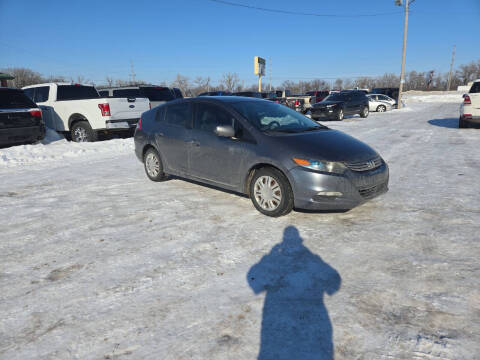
[2,58,479,96]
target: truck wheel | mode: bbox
[249,167,293,217]
[360,106,369,118]
[144,147,168,182]
[71,121,98,142]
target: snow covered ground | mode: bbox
[1,93,479,359]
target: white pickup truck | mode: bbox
[460,79,480,128]
[22,83,150,141]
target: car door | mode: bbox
[155,101,192,175]
[188,101,248,187]
[344,94,356,114]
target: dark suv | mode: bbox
[310,90,369,121]
[0,88,45,147]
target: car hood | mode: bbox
[273,129,379,163]
[313,100,344,107]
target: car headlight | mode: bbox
[293,158,346,174]
[326,104,336,108]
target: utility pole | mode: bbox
[447,45,456,91]
[130,60,136,85]
[269,57,272,91]
[396,0,410,109]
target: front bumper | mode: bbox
[310,107,338,119]
[288,162,389,210]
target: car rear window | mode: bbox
[140,87,175,102]
[0,89,37,109]
[112,89,142,97]
[470,82,480,94]
[57,85,100,100]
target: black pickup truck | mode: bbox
[0,88,45,147]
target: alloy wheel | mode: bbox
[73,127,88,142]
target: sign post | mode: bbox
[254,56,266,92]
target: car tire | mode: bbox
[360,106,369,118]
[336,109,344,121]
[376,105,386,112]
[144,147,168,182]
[71,121,98,142]
[249,167,294,217]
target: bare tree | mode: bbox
[334,78,343,90]
[220,72,241,92]
[171,74,191,96]
[105,76,114,87]
[1,67,44,88]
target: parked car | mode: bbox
[98,85,181,108]
[460,79,480,128]
[366,94,393,112]
[372,88,399,103]
[23,83,149,142]
[310,90,370,121]
[0,88,45,147]
[134,97,389,217]
[198,91,232,96]
[306,90,331,104]
[232,91,262,98]
[367,94,396,110]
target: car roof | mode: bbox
[169,96,268,105]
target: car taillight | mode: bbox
[98,103,111,116]
[295,100,300,106]
[29,110,42,118]
[464,95,471,105]
[464,114,472,119]
[137,116,142,130]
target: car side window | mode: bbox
[165,102,191,128]
[195,103,234,133]
[469,82,480,94]
[33,86,49,103]
[23,88,34,101]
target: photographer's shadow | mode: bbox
[247,226,341,360]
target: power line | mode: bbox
[207,0,403,17]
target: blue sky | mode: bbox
[1,0,479,87]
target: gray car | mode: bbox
[134,97,389,217]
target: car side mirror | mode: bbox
[215,125,235,138]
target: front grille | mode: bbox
[346,157,382,172]
[358,181,388,199]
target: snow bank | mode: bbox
[404,91,463,103]
[0,137,134,168]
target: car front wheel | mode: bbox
[336,109,344,121]
[360,106,369,118]
[250,168,293,217]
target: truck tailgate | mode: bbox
[105,97,150,120]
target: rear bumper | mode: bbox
[105,118,140,129]
[288,163,389,211]
[0,125,45,146]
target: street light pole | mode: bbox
[397,0,409,109]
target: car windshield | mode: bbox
[230,100,328,133]
[324,93,349,101]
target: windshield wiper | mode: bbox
[299,126,326,132]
